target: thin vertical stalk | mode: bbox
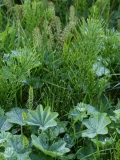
[96,135,100,159]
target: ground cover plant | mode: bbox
[0,0,120,159]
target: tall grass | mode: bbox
[0,0,119,113]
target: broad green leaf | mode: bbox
[69,105,87,121]
[17,153,31,160]
[6,108,26,126]
[113,10,120,19]
[57,121,68,133]
[31,133,70,157]
[69,103,98,121]
[91,136,114,148]
[77,146,95,160]
[22,77,44,89]
[114,109,120,121]
[30,152,53,160]
[63,133,75,148]
[82,113,111,138]
[93,62,110,77]
[110,116,118,123]
[67,154,75,160]
[0,153,6,160]
[109,116,120,134]
[116,128,120,134]
[49,140,70,155]
[0,116,13,131]
[3,135,31,160]
[4,147,31,160]
[49,121,68,140]
[48,127,59,140]
[26,105,58,131]
[4,147,16,160]
[8,135,25,152]
[78,103,99,115]
[0,131,11,144]
[7,135,31,153]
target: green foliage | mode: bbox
[61,18,110,103]
[1,0,120,159]
[6,108,26,126]
[0,9,2,31]
[0,109,13,131]
[31,133,70,157]
[0,101,119,159]
[73,0,88,18]
[0,47,41,106]
[28,86,33,109]
[22,1,44,33]
[82,113,111,138]
[0,25,16,51]
[50,0,72,24]
[25,105,58,131]
[0,116,13,131]
[114,139,120,160]
[0,131,31,160]
[91,136,115,149]
[76,146,95,160]
[69,103,98,121]
[90,0,110,22]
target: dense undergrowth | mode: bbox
[0,0,120,159]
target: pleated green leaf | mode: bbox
[26,105,58,131]
[82,113,111,138]
[31,133,70,157]
[6,108,26,126]
[0,116,13,131]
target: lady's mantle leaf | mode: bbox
[6,108,26,126]
[31,133,70,157]
[4,147,16,160]
[91,136,115,148]
[82,113,111,138]
[0,116,13,131]
[0,131,11,144]
[0,153,6,160]
[69,103,98,122]
[77,146,95,160]
[76,103,99,115]
[93,62,110,77]
[26,105,58,131]
[5,135,31,159]
[30,152,54,160]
